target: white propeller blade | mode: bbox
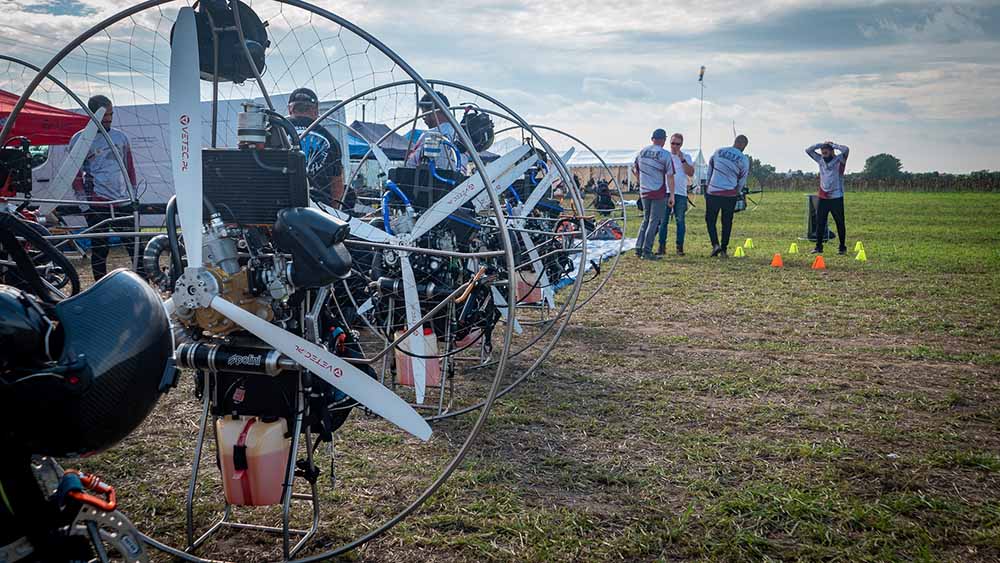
[410,144,532,239]
[490,286,523,335]
[321,205,396,244]
[469,146,542,213]
[210,297,432,441]
[165,7,430,441]
[519,230,556,309]
[356,296,375,316]
[518,148,574,218]
[169,6,204,267]
[399,256,428,403]
[49,107,106,200]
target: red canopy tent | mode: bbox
[1,88,90,146]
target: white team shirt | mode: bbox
[670,151,692,197]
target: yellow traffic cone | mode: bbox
[854,241,864,253]
[788,243,799,254]
[856,248,868,262]
[734,246,745,257]
[744,238,754,249]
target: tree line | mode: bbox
[745,153,1000,193]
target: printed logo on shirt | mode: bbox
[295,127,331,177]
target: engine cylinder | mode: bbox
[175,343,294,376]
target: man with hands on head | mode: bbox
[805,141,850,255]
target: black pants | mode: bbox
[85,205,139,281]
[705,194,737,250]
[815,197,846,251]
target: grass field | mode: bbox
[77,191,1000,562]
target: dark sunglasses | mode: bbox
[670,142,682,146]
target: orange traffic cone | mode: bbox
[811,255,826,270]
[770,253,783,268]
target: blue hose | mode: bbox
[506,184,523,204]
[443,139,462,168]
[429,160,456,186]
[382,180,414,236]
[529,160,548,186]
[382,191,394,235]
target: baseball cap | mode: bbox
[418,91,450,111]
[652,128,667,140]
[289,87,319,105]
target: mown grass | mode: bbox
[75,192,1000,562]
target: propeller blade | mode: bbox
[163,296,175,317]
[409,144,532,239]
[490,285,523,335]
[49,107,106,201]
[210,296,432,441]
[356,296,375,316]
[399,256,428,403]
[169,7,204,267]
[322,205,395,244]
[519,230,555,309]
[519,148,574,217]
[469,147,541,213]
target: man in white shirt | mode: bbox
[67,95,140,280]
[405,91,463,171]
[805,141,850,254]
[656,133,695,256]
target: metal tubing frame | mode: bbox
[0,55,143,269]
[496,123,629,312]
[0,1,517,560]
[301,78,590,420]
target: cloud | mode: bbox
[581,77,653,101]
[0,0,997,172]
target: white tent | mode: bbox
[565,148,707,192]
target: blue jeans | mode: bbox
[658,195,687,247]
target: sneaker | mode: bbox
[635,249,643,258]
[810,248,823,254]
[643,251,662,261]
[838,247,848,255]
[710,245,723,257]
[719,250,729,259]
[676,246,685,256]
[655,243,666,256]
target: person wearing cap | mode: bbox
[631,128,676,261]
[705,135,750,258]
[286,87,346,209]
[805,141,850,254]
[656,133,695,256]
[405,91,463,171]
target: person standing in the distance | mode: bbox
[285,87,346,208]
[704,135,750,258]
[632,128,676,261]
[405,91,463,171]
[805,141,850,254]
[656,133,695,256]
[69,94,140,281]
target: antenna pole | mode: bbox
[698,66,706,156]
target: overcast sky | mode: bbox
[3,0,999,172]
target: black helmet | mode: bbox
[458,107,495,153]
[1,270,174,457]
[0,285,51,373]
